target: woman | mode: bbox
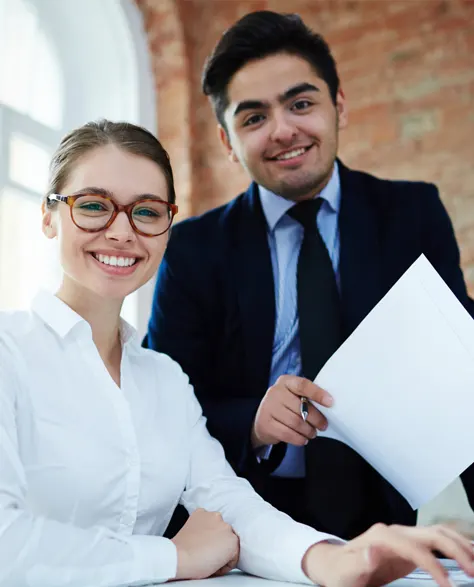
[0,120,472,587]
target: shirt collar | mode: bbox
[31,290,140,352]
[259,161,341,232]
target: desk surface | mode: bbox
[170,570,439,587]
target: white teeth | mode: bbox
[276,147,307,161]
[94,254,137,267]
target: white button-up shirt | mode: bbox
[0,291,338,587]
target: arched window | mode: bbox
[0,0,155,332]
[0,0,63,311]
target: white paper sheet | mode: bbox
[312,254,474,509]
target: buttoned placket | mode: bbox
[76,329,141,535]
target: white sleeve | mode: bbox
[0,354,177,587]
[180,381,342,585]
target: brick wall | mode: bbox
[135,0,474,292]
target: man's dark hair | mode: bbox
[202,11,340,129]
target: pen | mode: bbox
[300,396,309,422]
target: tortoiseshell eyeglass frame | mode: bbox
[47,193,178,237]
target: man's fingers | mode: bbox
[306,403,329,431]
[261,377,331,445]
[271,417,313,446]
[280,387,329,431]
[270,400,318,440]
[283,376,333,407]
[281,406,319,440]
[305,383,334,408]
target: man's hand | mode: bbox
[251,375,333,449]
[302,523,474,587]
[171,508,239,580]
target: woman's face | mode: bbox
[43,144,172,302]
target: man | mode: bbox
[145,11,474,539]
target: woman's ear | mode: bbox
[42,202,57,239]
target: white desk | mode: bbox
[170,570,440,587]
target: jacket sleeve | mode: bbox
[421,185,474,317]
[145,228,268,472]
[0,346,177,587]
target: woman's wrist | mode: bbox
[302,541,341,585]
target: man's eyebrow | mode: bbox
[281,82,320,101]
[232,82,321,118]
[233,100,268,118]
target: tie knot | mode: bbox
[287,198,323,231]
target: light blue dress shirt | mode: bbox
[258,162,342,478]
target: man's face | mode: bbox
[221,52,347,201]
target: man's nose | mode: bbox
[270,112,298,143]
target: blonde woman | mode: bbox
[0,120,472,587]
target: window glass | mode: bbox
[9,134,51,193]
[0,0,63,129]
[0,187,59,310]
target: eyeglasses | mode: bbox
[47,193,178,237]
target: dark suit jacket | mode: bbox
[145,162,474,536]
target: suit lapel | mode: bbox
[231,184,275,394]
[338,163,383,337]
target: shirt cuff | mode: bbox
[131,535,178,584]
[275,526,345,585]
[255,444,273,463]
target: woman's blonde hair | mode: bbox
[45,119,176,207]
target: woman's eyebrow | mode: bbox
[71,186,112,197]
[70,188,164,202]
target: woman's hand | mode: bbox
[171,508,239,580]
[303,523,474,587]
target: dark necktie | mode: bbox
[288,198,341,379]
[288,198,369,539]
